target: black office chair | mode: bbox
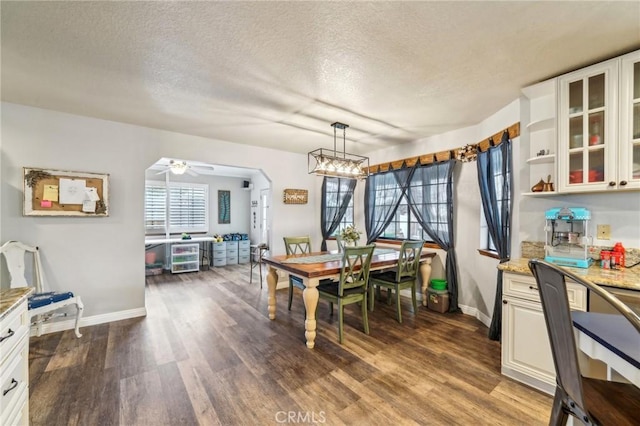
[528,259,640,426]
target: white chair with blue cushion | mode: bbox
[1,241,83,338]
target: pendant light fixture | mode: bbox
[308,122,369,179]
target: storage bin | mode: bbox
[427,288,449,313]
[430,278,448,291]
[145,262,163,276]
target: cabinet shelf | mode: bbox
[522,191,561,197]
[526,117,555,132]
[526,154,555,165]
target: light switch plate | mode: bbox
[597,224,611,240]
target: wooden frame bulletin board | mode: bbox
[23,167,110,217]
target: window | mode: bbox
[145,181,209,234]
[480,206,497,252]
[380,175,436,243]
[323,177,355,236]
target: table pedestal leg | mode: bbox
[267,266,278,320]
[420,258,433,307]
[303,286,319,349]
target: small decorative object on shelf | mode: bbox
[181,233,191,240]
[340,225,361,245]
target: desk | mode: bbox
[145,236,215,270]
[262,249,436,348]
[572,311,640,386]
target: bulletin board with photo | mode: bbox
[23,167,110,216]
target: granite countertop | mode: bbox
[0,288,34,321]
[498,258,640,292]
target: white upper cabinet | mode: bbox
[557,59,618,193]
[618,50,640,190]
[557,50,640,193]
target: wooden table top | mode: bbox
[262,250,436,279]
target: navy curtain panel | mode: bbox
[364,167,414,244]
[320,177,357,251]
[406,159,459,312]
[477,131,513,341]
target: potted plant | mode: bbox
[340,225,361,246]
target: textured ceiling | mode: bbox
[2,1,639,155]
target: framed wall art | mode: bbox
[218,190,231,224]
[283,188,308,204]
[23,167,109,217]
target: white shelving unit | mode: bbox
[522,79,558,196]
[238,240,251,264]
[212,241,227,267]
[226,241,239,265]
[171,243,199,273]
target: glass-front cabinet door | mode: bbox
[619,50,640,190]
[557,59,618,193]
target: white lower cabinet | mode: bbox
[0,300,30,426]
[501,272,587,395]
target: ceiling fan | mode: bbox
[151,159,217,177]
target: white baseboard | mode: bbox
[30,307,147,336]
[458,304,492,328]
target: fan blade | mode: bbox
[156,169,170,175]
[185,169,199,177]
[191,166,216,175]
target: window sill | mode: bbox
[477,249,500,260]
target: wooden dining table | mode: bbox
[262,248,437,348]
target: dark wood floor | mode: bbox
[29,264,551,425]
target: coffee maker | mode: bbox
[544,207,593,268]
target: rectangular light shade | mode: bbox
[308,148,369,179]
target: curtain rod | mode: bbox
[366,122,520,174]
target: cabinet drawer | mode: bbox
[0,337,28,423]
[213,258,227,267]
[226,257,238,265]
[226,249,238,257]
[171,262,199,273]
[239,248,250,256]
[212,242,226,250]
[0,301,29,367]
[172,244,198,255]
[238,255,250,264]
[212,249,227,259]
[226,241,239,249]
[238,240,250,249]
[172,254,198,263]
[504,272,587,311]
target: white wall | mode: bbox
[1,102,323,323]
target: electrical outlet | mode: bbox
[597,224,611,240]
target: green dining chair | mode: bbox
[317,244,376,344]
[283,236,312,310]
[369,240,423,323]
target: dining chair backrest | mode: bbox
[283,236,312,255]
[394,240,424,282]
[1,240,45,291]
[528,259,640,424]
[335,235,345,253]
[339,245,375,297]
